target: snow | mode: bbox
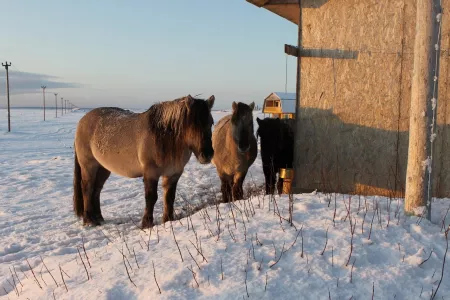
[1,108,450,299]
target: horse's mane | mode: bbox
[146,96,190,139]
[145,95,209,160]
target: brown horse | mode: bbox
[212,101,257,202]
[73,95,215,227]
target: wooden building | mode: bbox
[262,92,296,119]
[247,0,450,198]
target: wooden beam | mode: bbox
[285,44,359,59]
[247,0,330,8]
[292,0,303,194]
[404,0,442,219]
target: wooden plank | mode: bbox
[285,44,359,59]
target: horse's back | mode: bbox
[75,107,145,178]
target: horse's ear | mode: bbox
[185,95,194,111]
[249,102,255,110]
[232,101,237,113]
[256,117,261,125]
[207,95,215,111]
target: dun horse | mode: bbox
[73,95,215,227]
[256,117,294,195]
[212,102,257,202]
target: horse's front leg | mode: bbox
[141,175,159,228]
[232,171,247,201]
[162,173,182,223]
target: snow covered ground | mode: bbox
[0,107,449,300]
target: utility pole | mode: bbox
[404,0,442,220]
[65,100,67,114]
[41,85,47,121]
[54,93,58,118]
[61,97,64,116]
[2,61,11,132]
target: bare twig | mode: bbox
[441,206,450,232]
[19,265,29,280]
[129,215,146,232]
[269,242,286,268]
[255,233,263,246]
[153,261,161,294]
[350,258,356,283]
[345,218,357,267]
[419,249,434,267]
[187,265,199,288]
[147,226,153,251]
[430,230,449,300]
[265,272,268,292]
[368,206,376,240]
[26,258,42,289]
[332,246,334,268]
[77,247,90,280]
[11,266,22,287]
[321,226,329,256]
[123,254,136,287]
[81,237,91,268]
[132,247,140,269]
[189,240,208,262]
[170,221,184,262]
[245,268,249,297]
[301,226,304,258]
[59,265,68,292]
[40,255,58,287]
[186,246,201,270]
[285,228,302,253]
[9,269,19,296]
[221,257,224,280]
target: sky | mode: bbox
[0,0,298,110]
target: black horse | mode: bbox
[256,117,294,195]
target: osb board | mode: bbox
[290,0,450,197]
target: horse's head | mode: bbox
[256,117,283,156]
[230,101,255,153]
[184,94,215,164]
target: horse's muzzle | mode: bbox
[238,146,251,153]
[198,150,214,164]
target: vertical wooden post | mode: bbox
[2,62,11,132]
[292,0,302,192]
[54,93,58,118]
[61,97,64,116]
[404,0,442,219]
[41,85,47,121]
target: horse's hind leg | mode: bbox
[141,174,159,228]
[276,175,284,195]
[162,173,182,223]
[263,165,276,195]
[232,171,247,201]
[80,163,100,226]
[92,166,111,223]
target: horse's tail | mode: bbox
[73,149,84,217]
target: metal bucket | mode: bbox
[279,168,294,194]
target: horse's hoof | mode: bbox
[162,215,174,223]
[96,214,105,223]
[83,216,101,227]
[141,215,154,229]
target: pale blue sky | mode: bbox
[0,0,297,109]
